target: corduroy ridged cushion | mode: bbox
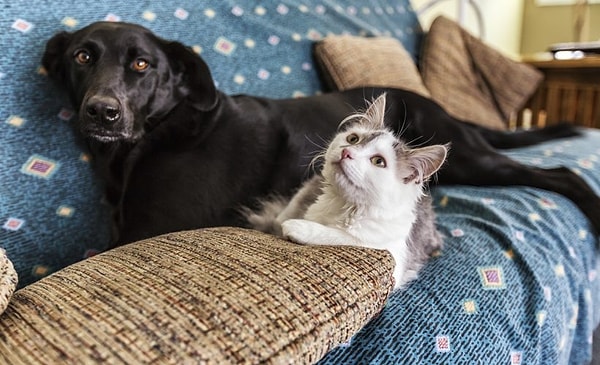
[0,227,394,364]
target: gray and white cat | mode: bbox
[244,93,448,289]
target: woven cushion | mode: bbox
[0,227,394,364]
[420,16,543,130]
[0,249,18,315]
[314,35,430,96]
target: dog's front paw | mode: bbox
[281,219,318,245]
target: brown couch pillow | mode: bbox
[314,34,430,97]
[0,227,394,364]
[420,16,543,130]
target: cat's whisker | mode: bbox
[304,135,327,151]
[316,135,330,147]
[300,135,329,172]
[390,99,410,139]
[405,134,434,149]
[307,151,326,173]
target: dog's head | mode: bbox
[42,21,218,143]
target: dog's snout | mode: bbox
[85,96,121,125]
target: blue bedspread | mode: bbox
[320,129,600,364]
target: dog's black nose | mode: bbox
[85,96,121,125]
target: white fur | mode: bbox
[281,94,447,289]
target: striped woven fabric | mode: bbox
[0,227,394,364]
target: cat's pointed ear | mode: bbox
[363,93,387,128]
[404,143,450,184]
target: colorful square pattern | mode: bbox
[478,266,506,290]
[3,218,24,232]
[214,37,236,56]
[12,19,33,33]
[462,299,478,315]
[56,205,75,218]
[510,351,523,365]
[435,335,451,353]
[20,155,60,179]
[6,115,25,128]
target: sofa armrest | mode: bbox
[0,227,394,364]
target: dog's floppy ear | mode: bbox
[42,31,72,82]
[164,41,218,111]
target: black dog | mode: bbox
[42,21,600,246]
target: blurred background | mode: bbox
[410,0,599,58]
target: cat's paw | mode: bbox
[281,219,319,245]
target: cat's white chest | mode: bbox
[345,214,413,250]
[338,206,360,229]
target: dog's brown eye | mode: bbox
[74,50,91,64]
[346,133,359,144]
[370,156,386,168]
[132,58,150,72]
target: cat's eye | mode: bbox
[346,133,360,144]
[74,50,91,65]
[132,58,150,72]
[370,156,386,168]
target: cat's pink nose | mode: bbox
[341,148,352,160]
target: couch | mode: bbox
[0,0,598,364]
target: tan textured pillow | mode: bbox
[420,16,543,130]
[314,34,430,97]
[0,248,17,316]
[0,227,394,364]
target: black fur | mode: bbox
[42,21,600,245]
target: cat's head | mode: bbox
[321,93,449,205]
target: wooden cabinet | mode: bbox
[519,57,600,129]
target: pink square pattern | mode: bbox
[21,155,59,179]
[3,218,24,231]
[214,37,236,56]
[435,335,451,353]
[478,266,506,290]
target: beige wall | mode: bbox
[520,1,600,55]
[410,0,524,58]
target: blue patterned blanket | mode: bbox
[0,1,598,364]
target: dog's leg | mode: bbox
[443,152,600,235]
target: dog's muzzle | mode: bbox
[80,94,137,142]
[85,95,122,125]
